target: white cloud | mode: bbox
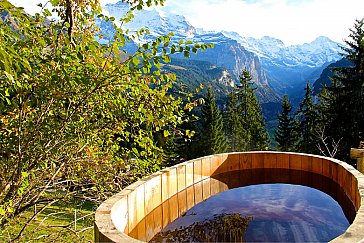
[9,0,364,45]
[9,0,48,15]
[161,0,364,45]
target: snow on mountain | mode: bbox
[100,1,342,98]
[103,1,196,38]
[102,1,341,71]
[223,33,341,68]
[220,32,342,93]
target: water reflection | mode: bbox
[152,213,252,242]
[130,169,356,242]
[213,169,356,223]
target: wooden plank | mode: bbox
[169,194,179,223]
[289,154,302,170]
[301,156,312,172]
[276,153,289,169]
[128,190,137,231]
[240,153,252,170]
[311,157,322,174]
[161,172,169,202]
[162,200,170,229]
[224,153,240,172]
[185,162,194,187]
[210,178,221,197]
[144,175,162,215]
[357,158,364,174]
[194,181,203,205]
[177,165,186,193]
[178,190,187,216]
[322,159,330,178]
[168,168,178,198]
[193,159,202,183]
[145,206,162,242]
[201,157,211,178]
[252,153,264,169]
[350,148,364,159]
[186,186,195,210]
[264,153,277,168]
[135,184,145,225]
[136,218,146,242]
[202,178,211,200]
[210,155,222,175]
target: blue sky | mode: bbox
[10,0,364,45]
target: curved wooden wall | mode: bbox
[94,152,364,243]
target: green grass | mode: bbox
[0,200,96,242]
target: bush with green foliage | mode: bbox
[0,0,211,240]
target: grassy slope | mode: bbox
[0,200,96,242]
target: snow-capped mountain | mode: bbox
[224,33,340,66]
[103,1,196,38]
[221,32,342,93]
[101,1,279,102]
[101,1,342,100]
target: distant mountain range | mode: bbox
[99,1,343,103]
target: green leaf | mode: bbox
[50,0,60,5]
[4,71,14,83]
[163,130,170,137]
[43,9,52,17]
[162,55,171,63]
[183,51,190,58]
[169,73,176,80]
[142,43,149,50]
[132,147,139,155]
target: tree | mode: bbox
[225,90,248,151]
[275,95,297,151]
[197,86,228,156]
[225,69,269,151]
[0,0,211,240]
[296,81,319,154]
[315,87,343,158]
[321,18,364,161]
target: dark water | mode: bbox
[154,184,349,242]
[142,169,356,242]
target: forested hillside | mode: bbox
[162,58,235,104]
[274,19,364,161]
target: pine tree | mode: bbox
[316,86,343,157]
[162,133,178,166]
[225,90,248,151]
[297,81,319,154]
[275,95,297,151]
[225,69,269,151]
[198,86,229,156]
[322,18,364,160]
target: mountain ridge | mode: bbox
[100,1,342,102]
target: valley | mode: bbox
[100,1,343,106]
